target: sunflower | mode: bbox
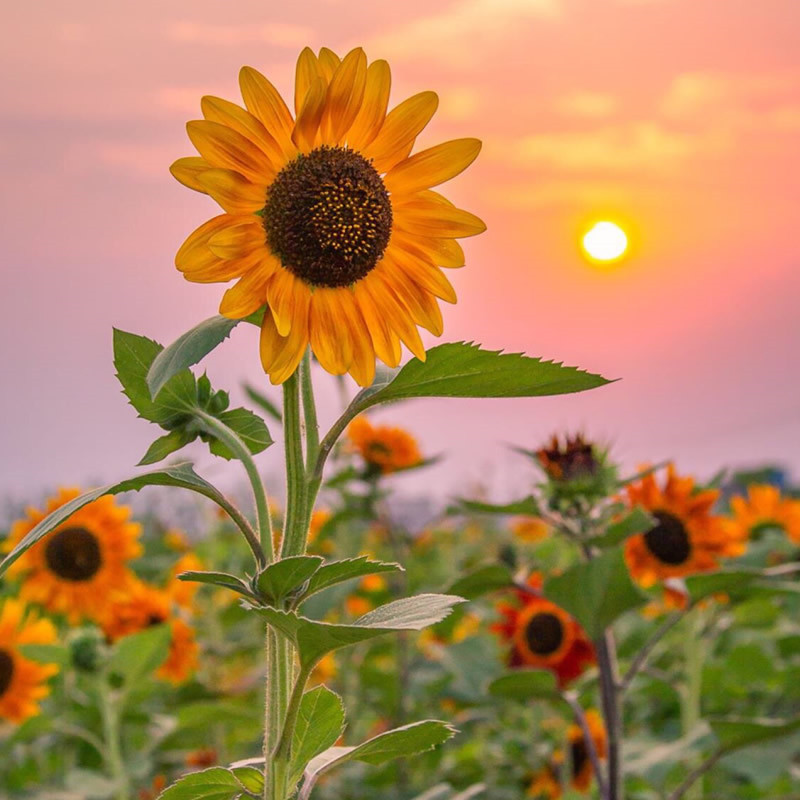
[0,599,59,724]
[730,484,800,543]
[171,46,485,386]
[527,764,562,799]
[537,434,599,482]
[493,575,595,688]
[6,490,142,624]
[348,415,422,474]
[167,552,205,612]
[567,709,607,792]
[624,466,747,588]
[101,580,198,684]
[511,516,550,543]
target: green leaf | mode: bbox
[593,507,655,548]
[147,315,241,398]
[358,342,610,405]
[230,767,264,794]
[156,766,258,800]
[205,407,273,460]
[0,463,240,576]
[259,594,464,668]
[300,557,403,601]
[448,496,541,516]
[18,644,69,667]
[289,686,346,786]
[109,625,171,685]
[243,384,282,422]
[447,564,514,600]
[256,556,323,604]
[544,547,647,639]
[178,570,259,601]
[138,429,194,466]
[487,669,559,701]
[684,569,765,604]
[709,716,800,750]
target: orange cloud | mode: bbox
[165,21,313,47]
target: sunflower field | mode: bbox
[2,44,800,800]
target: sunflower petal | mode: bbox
[292,77,327,153]
[219,268,270,319]
[380,258,444,335]
[392,202,486,238]
[260,302,310,385]
[239,66,296,160]
[309,288,354,374]
[391,231,466,268]
[347,60,391,150]
[176,215,248,269]
[295,47,322,115]
[197,169,267,214]
[267,268,309,336]
[317,47,341,81]
[169,156,212,192]
[186,120,275,184]
[354,281,402,367]
[394,253,457,303]
[384,138,482,195]
[363,91,439,173]
[207,217,265,258]
[321,47,368,144]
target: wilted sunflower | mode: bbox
[348,415,422,474]
[6,490,142,624]
[624,465,747,587]
[493,575,595,688]
[730,484,800,543]
[0,599,59,724]
[101,580,198,684]
[171,46,485,386]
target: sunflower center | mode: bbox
[570,739,588,777]
[525,612,564,655]
[44,526,103,581]
[263,146,392,288]
[0,649,13,697]
[643,511,691,565]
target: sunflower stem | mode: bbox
[300,350,320,476]
[98,679,129,800]
[595,630,622,800]
[681,608,706,800]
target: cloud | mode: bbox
[166,21,313,48]
[556,92,618,119]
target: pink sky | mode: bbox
[2,0,799,503]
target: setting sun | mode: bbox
[582,221,629,263]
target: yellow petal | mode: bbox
[292,77,327,153]
[380,258,444,335]
[309,289,354,374]
[176,214,247,269]
[207,218,265,258]
[321,47,367,144]
[266,268,309,336]
[200,95,284,169]
[170,156,211,192]
[219,268,270,319]
[183,253,261,284]
[363,91,439,173]
[346,306,376,387]
[354,281,401,368]
[384,138,482,195]
[197,169,266,214]
[392,202,486,238]
[347,60,391,151]
[294,47,322,115]
[239,66,296,160]
[317,47,341,81]
[260,304,310,385]
[393,252,457,303]
[186,120,275,185]
[390,231,466,268]
[362,270,426,361]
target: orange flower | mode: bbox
[345,595,373,617]
[493,575,595,688]
[167,553,205,611]
[624,465,747,588]
[527,764,562,799]
[567,709,607,791]
[348,416,422,474]
[0,599,59,723]
[186,747,217,767]
[511,516,549,543]
[6,490,142,624]
[730,484,800,543]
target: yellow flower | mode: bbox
[624,466,748,587]
[6,490,142,624]
[164,528,190,552]
[345,595,373,617]
[171,46,485,386]
[348,415,422,474]
[511,516,549,543]
[167,553,205,611]
[309,652,337,686]
[730,485,800,543]
[0,599,59,724]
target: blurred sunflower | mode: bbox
[537,434,599,482]
[167,552,205,611]
[567,709,607,792]
[0,599,59,724]
[527,764,561,799]
[171,46,485,386]
[493,575,595,688]
[510,516,549,543]
[730,484,800,543]
[348,415,422,474]
[6,490,142,624]
[101,580,198,684]
[624,466,747,587]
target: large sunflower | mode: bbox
[624,466,747,587]
[5,490,142,624]
[0,599,59,723]
[171,46,485,386]
[493,575,595,688]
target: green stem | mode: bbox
[595,631,622,800]
[194,409,271,565]
[300,350,320,476]
[275,662,315,765]
[99,682,129,800]
[280,372,308,558]
[264,629,292,800]
[681,609,705,800]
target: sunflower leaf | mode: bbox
[256,556,324,604]
[108,624,172,686]
[178,570,260,601]
[299,557,404,603]
[289,686,346,787]
[709,716,800,750]
[593,507,655,548]
[446,564,514,600]
[138,429,195,466]
[155,766,260,800]
[447,496,541,516]
[488,669,560,701]
[205,408,273,460]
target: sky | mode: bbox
[1,0,799,508]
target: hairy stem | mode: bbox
[300,351,320,475]
[681,609,705,800]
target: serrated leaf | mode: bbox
[109,625,171,685]
[448,496,541,516]
[0,463,240,575]
[256,556,323,604]
[544,547,647,639]
[138,429,194,466]
[156,766,252,800]
[231,767,264,794]
[447,564,514,599]
[147,316,241,398]
[593,507,655,547]
[359,342,610,405]
[487,669,559,700]
[205,407,272,460]
[289,686,346,786]
[709,716,800,749]
[259,594,464,667]
[178,570,259,600]
[300,557,404,601]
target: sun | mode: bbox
[581,221,628,263]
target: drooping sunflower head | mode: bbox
[5,490,142,624]
[0,599,59,724]
[171,46,485,387]
[493,575,596,688]
[624,465,748,587]
[730,484,800,543]
[567,709,607,791]
[347,415,423,475]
